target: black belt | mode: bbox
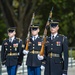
[48,52,60,58]
[30,50,40,54]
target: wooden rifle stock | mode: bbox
[25,13,35,51]
[40,7,53,56]
[25,32,30,50]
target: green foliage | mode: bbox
[0,13,7,44]
[69,50,75,59]
[36,0,75,46]
[0,0,75,46]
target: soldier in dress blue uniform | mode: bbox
[1,27,23,75]
[23,24,44,75]
[44,20,68,75]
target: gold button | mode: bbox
[33,44,35,46]
[6,48,7,51]
[33,47,34,49]
[15,48,17,51]
[51,44,53,46]
[10,46,12,48]
[51,48,53,50]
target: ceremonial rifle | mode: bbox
[39,7,53,56]
[25,13,35,50]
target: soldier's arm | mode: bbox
[44,37,49,57]
[1,41,6,65]
[18,39,24,65]
[41,39,49,66]
[62,36,68,74]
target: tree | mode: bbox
[0,0,43,41]
[0,0,75,46]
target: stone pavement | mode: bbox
[17,67,75,75]
[68,67,75,75]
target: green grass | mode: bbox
[69,50,75,59]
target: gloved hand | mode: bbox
[23,50,29,55]
[37,54,44,60]
[62,70,67,75]
[2,65,6,67]
[40,65,45,70]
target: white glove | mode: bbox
[40,65,45,70]
[37,54,44,60]
[2,65,6,67]
[62,74,66,75]
[23,50,29,55]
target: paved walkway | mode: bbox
[17,67,75,75]
[68,67,75,75]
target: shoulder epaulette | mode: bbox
[59,34,64,36]
[40,35,43,38]
[59,34,67,42]
[16,37,22,42]
[4,38,7,40]
[59,34,67,38]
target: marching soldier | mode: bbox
[1,27,23,75]
[44,20,68,75]
[23,24,44,75]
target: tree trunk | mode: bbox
[0,0,38,41]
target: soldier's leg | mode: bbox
[27,66,35,75]
[11,66,17,75]
[34,67,41,75]
[7,66,11,75]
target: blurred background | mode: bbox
[0,0,75,75]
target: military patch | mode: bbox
[38,42,41,46]
[13,43,18,48]
[4,42,8,45]
[56,41,61,46]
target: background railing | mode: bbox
[0,45,75,75]
[68,47,75,67]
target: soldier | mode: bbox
[23,24,44,75]
[44,20,68,75]
[1,27,23,75]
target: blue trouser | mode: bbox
[7,66,17,75]
[27,66,41,75]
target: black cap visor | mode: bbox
[50,24,58,28]
[8,30,15,33]
[31,28,38,31]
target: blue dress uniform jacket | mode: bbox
[26,36,42,67]
[44,34,68,75]
[1,38,23,66]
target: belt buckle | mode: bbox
[32,50,34,54]
[10,52,12,55]
[50,52,52,58]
